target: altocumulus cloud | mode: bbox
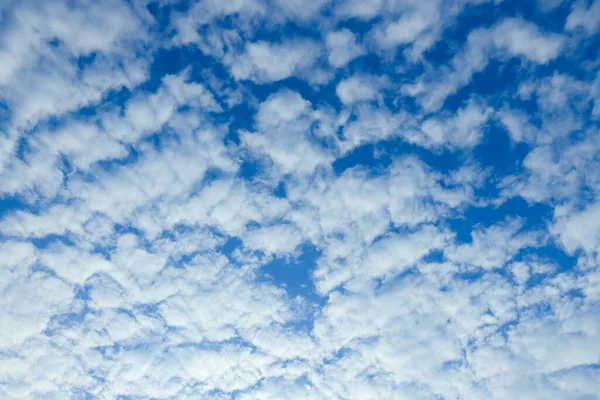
[1,0,600,399]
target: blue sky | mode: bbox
[0,0,600,398]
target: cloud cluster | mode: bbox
[1,0,599,399]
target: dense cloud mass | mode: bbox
[0,0,600,398]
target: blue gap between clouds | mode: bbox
[0,196,35,218]
[219,237,325,321]
[332,139,463,176]
[261,242,324,305]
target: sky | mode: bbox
[0,0,599,398]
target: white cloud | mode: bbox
[325,28,366,68]
[552,201,600,254]
[157,256,296,343]
[315,224,451,293]
[565,0,600,35]
[366,0,486,60]
[241,90,334,175]
[375,9,437,47]
[272,0,329,21]
[0,58,219,203]
[403,100,492,149]
[1,203,91,238]
[491,18,565,64]
[336,74,385,105]
[338,104,405,152]
[230,40,321,83]
[0,241,74,347]
[499,129,600,204]
[446,220,543,270]
[403,18,565,111]
[243,223,304,255]
[0,0,150,184]
[592,73,600,118]
[0,0,145,86]
[334,0,383,20]
[39,243,113,285]
[496,107,539,143]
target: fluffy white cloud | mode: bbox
[336,74,386,105]
[403,18,565,111]
[230,40,321,83]
[499,129,600,204]
[552,201,600,254]
[337,104,405,152]
[243,223,304,255]
[334,0,383,20]
[0,0,150,187]
[565,0,600,35]
[491,18,565,64]
[405,100,492,149]
[326,28,366,68]
[0,242,74,347]
[240,90,334,175]
[373,8,438,48]
[445,220,542,270]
